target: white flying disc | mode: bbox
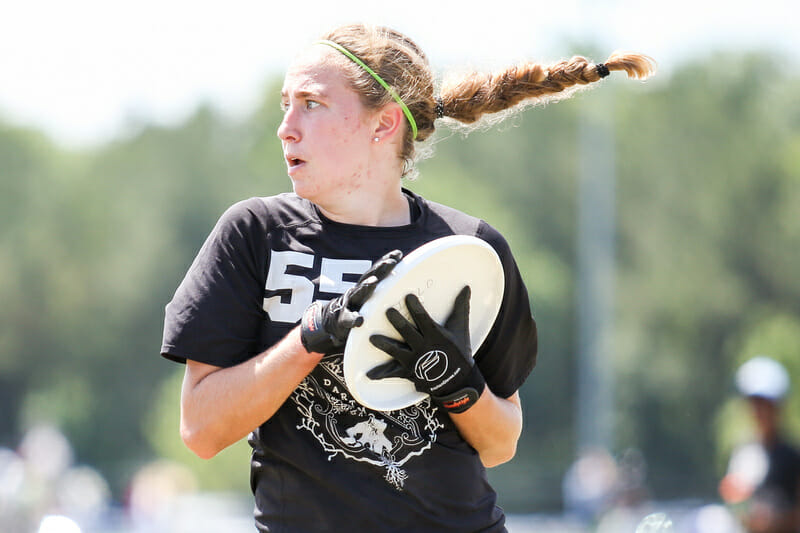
[343,235,505,411]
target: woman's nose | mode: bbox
[277,107,300,143]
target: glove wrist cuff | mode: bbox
[300,302,332,354]
[432,366,486,413]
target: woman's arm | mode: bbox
[450,389,523,467]
[177,250,405,459]
[180,327,321,459]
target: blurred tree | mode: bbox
[614,51,800,498]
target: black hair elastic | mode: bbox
[596,63,610,78]
[434,97,445,119]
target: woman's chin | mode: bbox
[289,179,320,203]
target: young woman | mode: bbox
[161,23,654,532]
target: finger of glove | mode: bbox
[385,307,425,348]
[403,293,441,337]
[335,309,364,333]
[366,360,409,380]
[369,334,415,362]
[444,285,472,347]
[345,275,379,309]
[358,250,403,283]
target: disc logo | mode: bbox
[414,350,448,382]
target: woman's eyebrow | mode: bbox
[281,88,329,99]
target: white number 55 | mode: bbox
[263,250,370,323]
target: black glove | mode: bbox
[367,286,485,413]
[300,250,403,354]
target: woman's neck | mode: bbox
[317,186,410,227]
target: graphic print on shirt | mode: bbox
[293,356,442,490]
[263,250,445,490]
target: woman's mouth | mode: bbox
[286,155,306,173]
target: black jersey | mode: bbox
[161,190,538,533]
[755,437,800,512]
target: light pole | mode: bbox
[575,88,616,453]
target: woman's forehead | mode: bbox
[282,47,350,95]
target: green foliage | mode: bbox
[610,51,800,498]
[0,51,798,511]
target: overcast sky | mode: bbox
[1,0,797,148]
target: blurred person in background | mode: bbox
[719,356,800,533]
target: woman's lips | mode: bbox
[285,155,306,173]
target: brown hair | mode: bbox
[320,24,656,175]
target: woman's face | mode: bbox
[278,49,377,207]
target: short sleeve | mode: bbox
[161,199,268,367]
[473,222,538,398]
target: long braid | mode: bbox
[439,52,656,124]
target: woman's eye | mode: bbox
[279,100,319,112]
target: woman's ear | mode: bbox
[372,103,405,141]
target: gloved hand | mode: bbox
[367,286,486,413]
[300,250,403,355]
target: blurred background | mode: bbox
[1,1,799,532]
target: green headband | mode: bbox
[315,39,418,140]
